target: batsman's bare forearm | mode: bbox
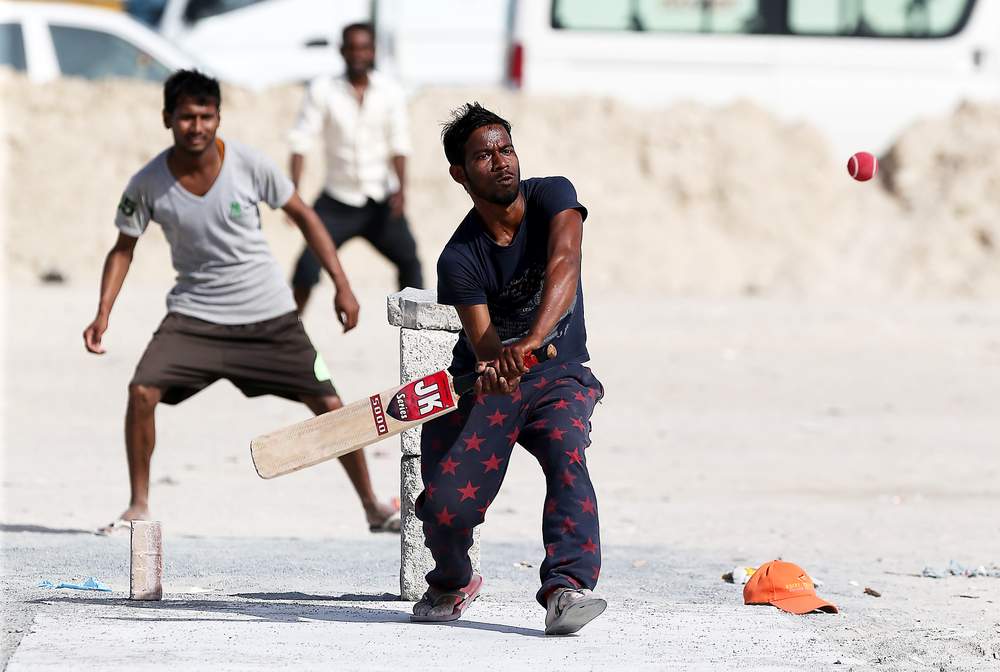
[284,194,350,289]
[455,304,503,362]
[526,209,583,344]
[289,153,305,190]
[95,234,137,318]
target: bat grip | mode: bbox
[453,344,557,396]
[521,343,557,369]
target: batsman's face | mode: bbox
[164,97,220,154]
[459,125,520,206]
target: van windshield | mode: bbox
[551,0,976,39]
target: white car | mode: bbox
[0,1,195,83]
[146,0,369,88]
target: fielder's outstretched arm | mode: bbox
[83,232,138,354]
[283,192,360,331]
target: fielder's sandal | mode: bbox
[95,518,131,536]
[410,574,483,622]
[368,509,401,533]
[544,587,607,635]
[367,498,401,533]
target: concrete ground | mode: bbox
[3,285,1000,670]
[4,531,995,671]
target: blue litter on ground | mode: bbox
[38,577,112,592]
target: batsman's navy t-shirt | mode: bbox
[436,176,588,376]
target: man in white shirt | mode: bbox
[288,22,423,313]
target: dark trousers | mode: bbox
[291,193,424,291]
[415,363,604,606]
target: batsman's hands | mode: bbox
[474,361,519,396]
[333,285,360,332]
[83,314,109,354]
[496,336,540,382]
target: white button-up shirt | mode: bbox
[288,71,411,207]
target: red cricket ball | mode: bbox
[847,151,878,182]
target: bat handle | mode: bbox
[522,343,557,369]
[453,344,557,396]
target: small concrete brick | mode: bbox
[399,328,460,381]
[400,426,422,459]
[399,454,433,601]
[387,288,462,332]
[400,329,460,458]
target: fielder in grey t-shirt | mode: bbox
[116,138,296,324]
[84,69,400,538]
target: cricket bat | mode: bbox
[250,344,557,479]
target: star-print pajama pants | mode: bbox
[414,362,604,606]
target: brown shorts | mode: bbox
[131,312,338,405]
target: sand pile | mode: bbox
[880,101,1000,295]
[2,70,998,297]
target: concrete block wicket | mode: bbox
[388,289,480,601]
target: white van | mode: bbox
[511,0,1000,154]
[137,0,509,89]
[374,0,511,89]
[152,0,370,88]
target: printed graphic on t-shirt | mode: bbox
[491,264,544,341]
[491,263,576,344]
[118,195,136,217]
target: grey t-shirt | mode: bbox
[115,139,297,325]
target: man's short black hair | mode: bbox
[441,102,512,166]
[342,22,374,43]
[163,69,220,114]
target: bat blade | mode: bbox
[251,369,459,479]
[251,343,556,479]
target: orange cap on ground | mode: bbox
[743,560,838,615]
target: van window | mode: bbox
[551,1,633,30]
[789,0,971,37]
[0,22,27,72]
[183,0,268,22]
[552,0,976,38]
[50,25,171,82]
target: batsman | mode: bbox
[411,103,606,635]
